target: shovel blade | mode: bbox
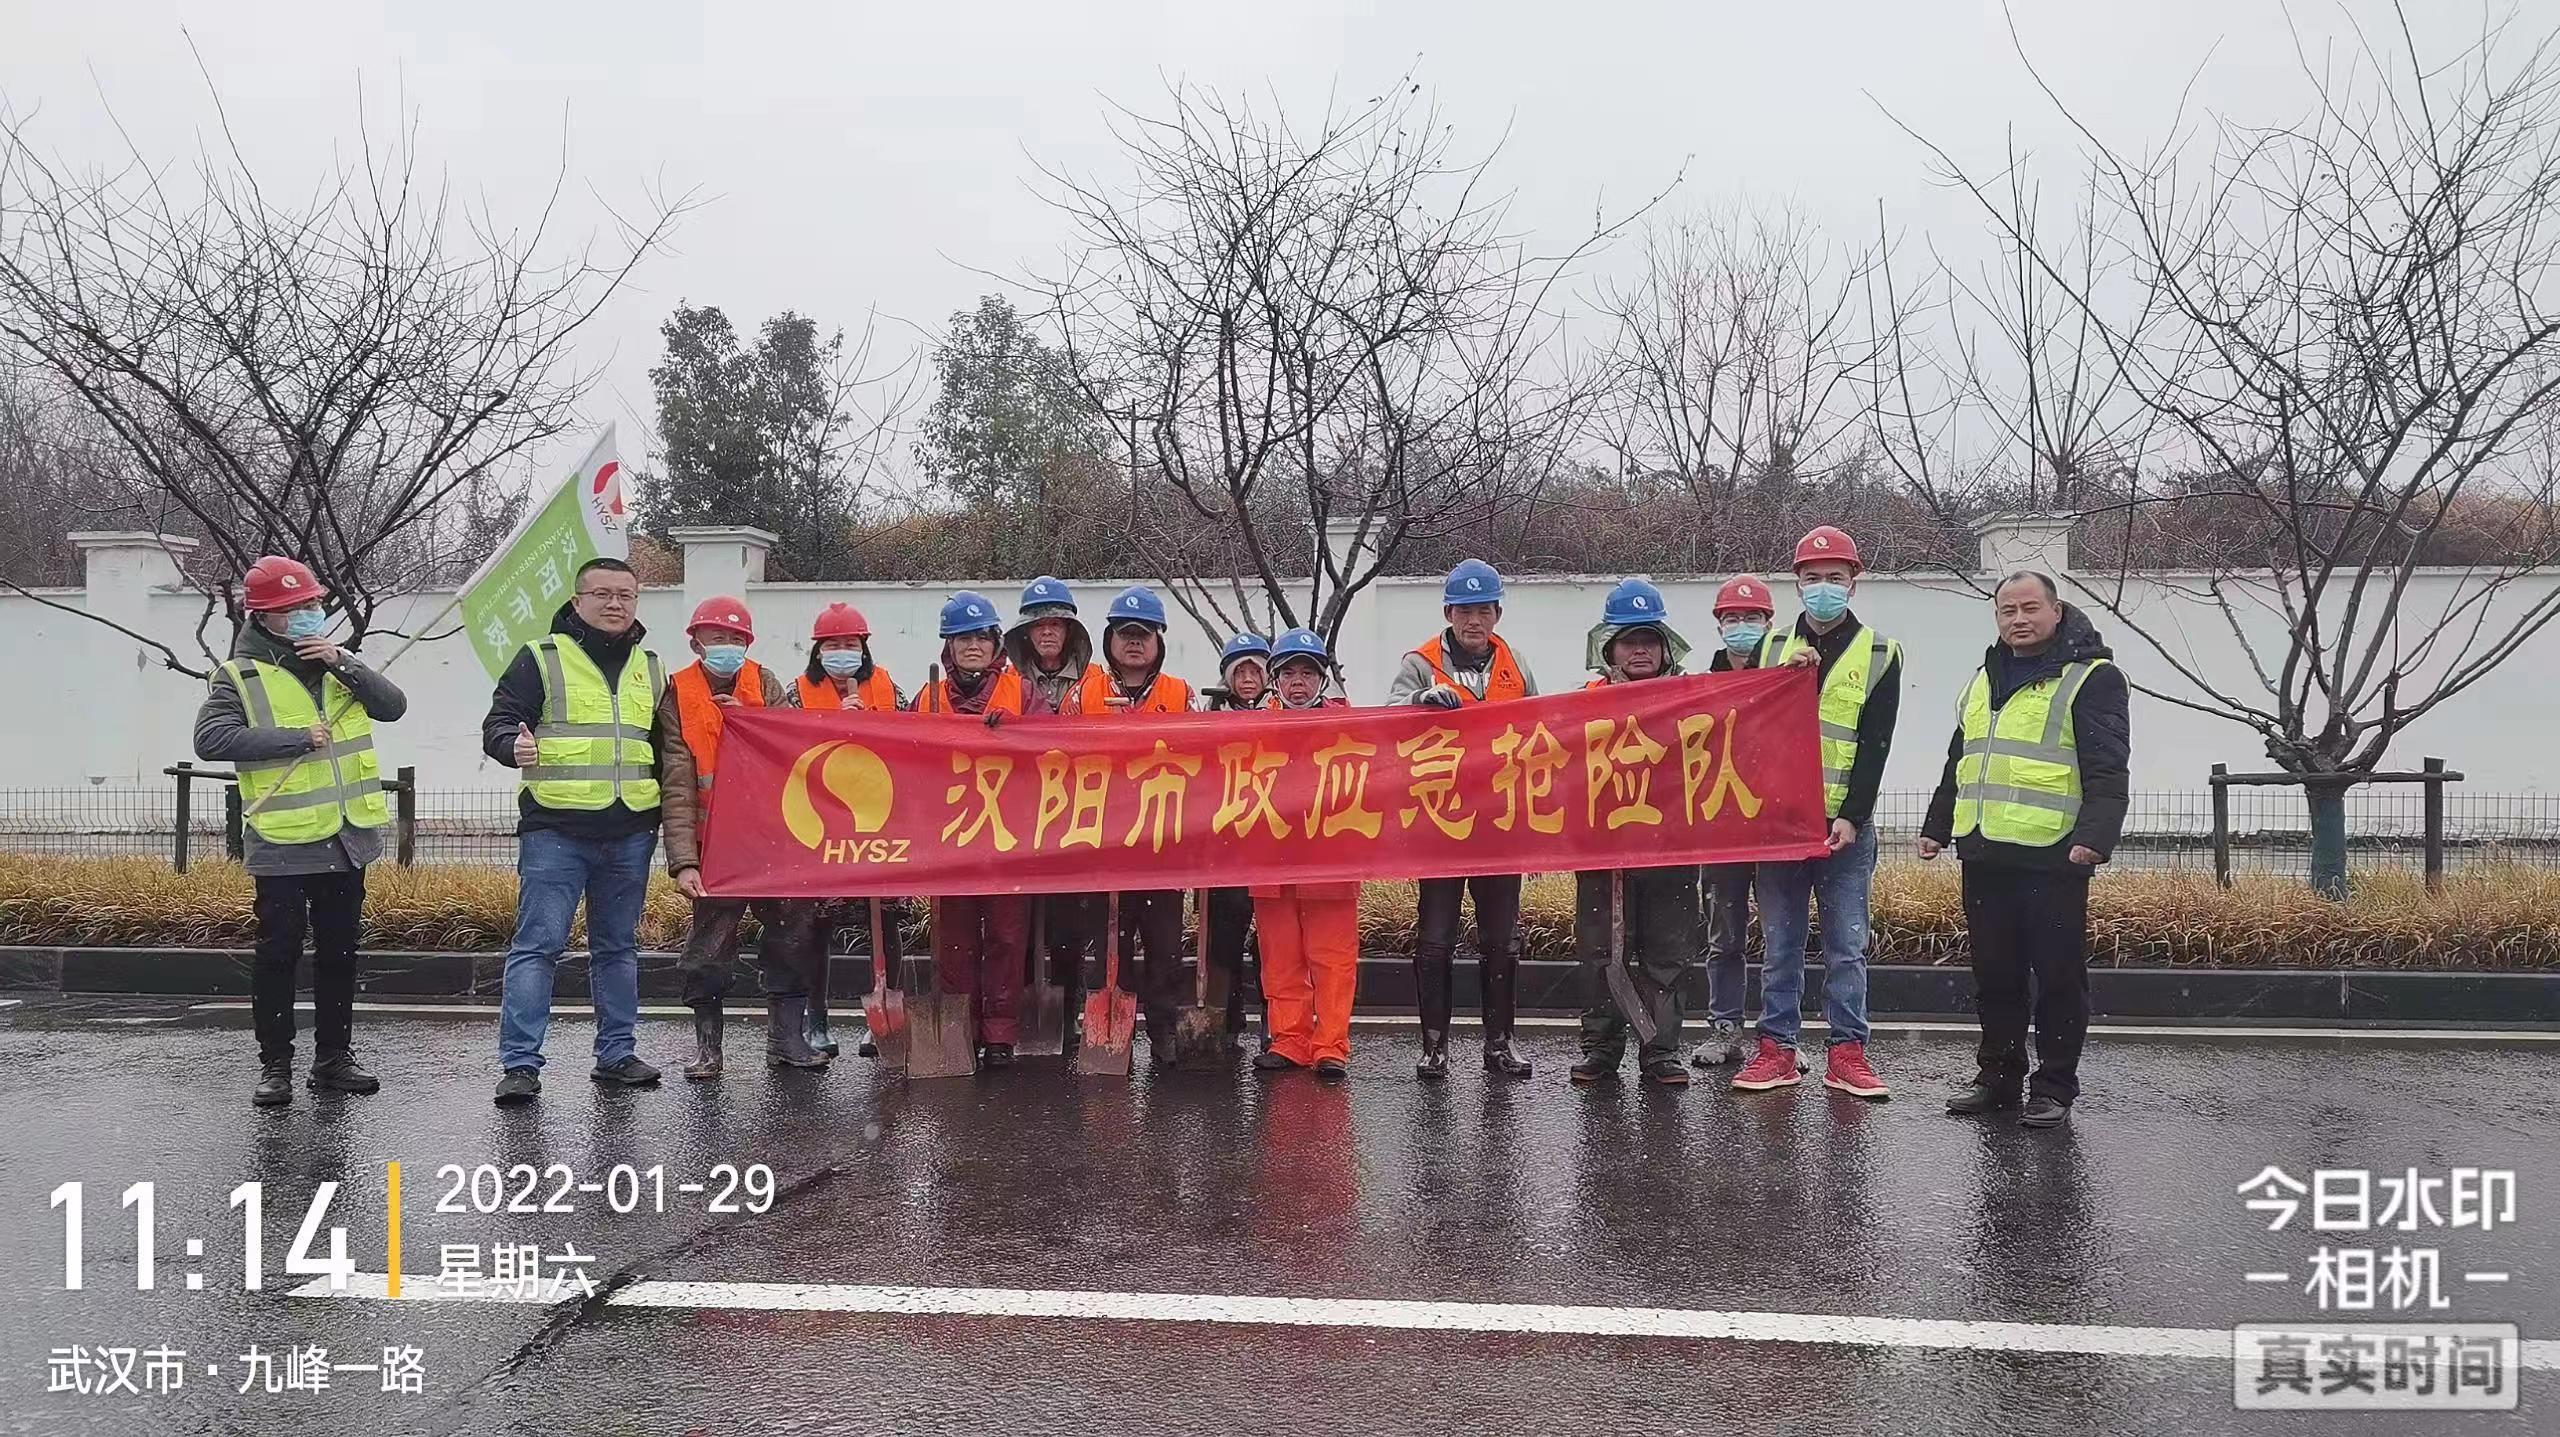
[862,988,909,1070]
[1016,975,1068,1057]
[907,993,978,1079]
[1172,998,1227,1064]
[1073,988,1133,1076]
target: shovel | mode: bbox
[1604,870,1658,1048]
[907,897,979,1079]
[1015,900,1067,1057]
[1073,893,1136,1077]
[1173,887,1226,1062]
[860,898,908,1070]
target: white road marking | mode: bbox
[288,1274,2560,1369]
[183,1000,2560,1042]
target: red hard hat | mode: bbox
[1792,525,1862,572]
[811,602,871,642]
[242,555,329,612]
[686,595,755,641]
[1713,575,1775,616]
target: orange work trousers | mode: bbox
[1252,883,1360,1066]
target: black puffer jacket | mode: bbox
[1921,603,2130,872]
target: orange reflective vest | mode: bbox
[797,669,897,712]
[917,667,1025,716]
[1414,634,1527,704]
[671,659,767,801]
[1073,668,1195,715]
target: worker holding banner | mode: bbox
[1691,575,1775,1070]
[1570,579,1704,1089]
[659,597,828,1079]
[1251,628,1361,1084]
[1388,559,1537,1081]
[796,602,901,1058]
[1203,633,1275,1047]
[914,592,1031,1067]
[1006,576,1104,1043]
[1735,525,1901,1101]
[1077,585,1196,1066]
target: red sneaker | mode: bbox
[1731,1037,1802,1091]
[1824,1041,1890,1100]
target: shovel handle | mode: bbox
[870,898,889,992]
[1194,888,1213,1005]
[1102,893,1121,994]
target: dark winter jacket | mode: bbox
[1777,610,1901,829]
[1005,618,1094,716]
[480,603,664,841]
[191,622,409,875]
[1921,603,2131,872]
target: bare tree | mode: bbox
[1033,78,1652,643]
[0,79,684,672]
[1902,4,2560,892]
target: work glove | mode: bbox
[1418,685,1463,710]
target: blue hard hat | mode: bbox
[1442,558,1506,607]
[1104,584,1168,630]
[939,591,1003,639]
[1219,633,1272,673]
[1017,575,1077,620]
[1270,626,1330,670]
[1601,577,1670,629]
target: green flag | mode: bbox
[459,426,631,680]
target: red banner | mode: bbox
[698,668,1827,897]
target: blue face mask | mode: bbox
[701,644,748,678]
[820,649,866,678]
[1799,582,1852,623]
[1720,619,1768,654]
[281,607,329,642]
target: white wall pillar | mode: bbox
[1969,512,2077,580]
[667,526,777,615]
[69,532,201,784]
[1320,516,1389,702]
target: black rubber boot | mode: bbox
[253,1056,293,1108]
[1483,1036,1533,1078]
[806,988,840,1059]
[1314,1058,1348,1084]
[1252,1049,1301,1073]
[308,1050,380,1094]
[684,1003,724,1081]
[1147,1014,1180,1069]
[1414,1030,1450,1081]
[1570,1056,1617,1085]
[981,1043,1015,1070]
[766,997,830,1069]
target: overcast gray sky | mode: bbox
[0,0,2502,485]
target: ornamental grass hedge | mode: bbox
[4,854,2554,970]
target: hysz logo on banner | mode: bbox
[781,740,907,865]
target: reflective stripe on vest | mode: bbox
[671,659,766,801]
[1413,634,1526,703]
[797,669,897,712]
[525,638,663,812]
[1952,658,2107,846]
[224,659,388,843]
[1760,624,1899,818]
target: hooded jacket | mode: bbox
[191,621,409,876]
[480,602,664,841]
[1921,602,2130,871]
[1005,616,1096,716]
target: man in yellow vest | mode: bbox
[1919,572,2128,1129]
[1733,525,1902,1100]
[657,596,827,1081]
[482,557,667,1107]
[192,556,408,1108]
[1386,559,1538,1080]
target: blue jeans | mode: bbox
[1701,864,1755,1026]
[499,827,657,1072]
[1753,821,1876,1047]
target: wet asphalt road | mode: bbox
[1,994,2552,1436]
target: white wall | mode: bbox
[16,530,2560,815]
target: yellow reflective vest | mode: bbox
[1951,657,2111,847]
[1761,623,1901,819]
[522,636,664,813]
[222,659,388,845]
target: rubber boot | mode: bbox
[252,1055,293,1108]
[1147,1012,1180,1068]
[1414,1030,1450,1081]
[766,996,830,1069]
[806,987,840,1058]
[684,1003,724,1081]
[1483,1035,1532,1078]
[1481,937,1531,1076]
